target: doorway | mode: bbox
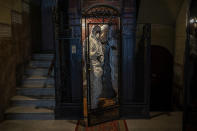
[82,5,120,126]
[150,46,173,111]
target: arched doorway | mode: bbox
[82,5,121,126]
[150,45,173,111]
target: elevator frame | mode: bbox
[82,5,121,125]
[55,0,151,120]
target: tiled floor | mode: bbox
[0,120,77,131]
[0,112,182,131]
[126,112,182,131]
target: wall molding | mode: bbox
[0,23,12,38]
[11,11,22,24]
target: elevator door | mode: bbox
[81,5,121,125]
[84,23,120,125]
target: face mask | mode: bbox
[95,32,101,41]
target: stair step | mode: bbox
[5,53,56,120]
[24,76,49,80]
[16,88,55,97]
[22,78,54,88]
[25,68,48,77]
[32,54,54,61]
[29,61,51,68]
[11,96,55,107]
[5,106,54,120]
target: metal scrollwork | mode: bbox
[82,5,119,18]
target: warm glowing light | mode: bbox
[190,17,197,24]
[190,18,195,23]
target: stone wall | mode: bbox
[137,0,179,54]
[137,0,188,108]
[0,0,32,121]
[151,24,175,54]
[173,0,187,107]
[0,37,16,121]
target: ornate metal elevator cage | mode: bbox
[82,5,121,125]
[54,0,151,122]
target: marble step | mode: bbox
[32,54,54,61]
[11,96,55,107]
[24,68,49,77]
[16,88,55,97]
[5,106,54,120]
[22,78,54,88]
[29,61,51,68]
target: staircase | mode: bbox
[5,53,55,120]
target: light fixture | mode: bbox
[190,17,197,24]
[190,18,195,23]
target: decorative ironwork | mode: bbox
[82,5,119,18]
[82,5,121,126]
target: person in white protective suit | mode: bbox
[108,25,119,96]
[99,25,117,98]
[83,25,104,109]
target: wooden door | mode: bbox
[150,46,173,111]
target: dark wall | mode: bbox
[0,1,32,121]
[41,0,55,51]
[30,0,42,53]
[190,0,197,17]
[0,37,16,121]
[30,0,55,52]
[184,0,197,129]
[55,0,83,119]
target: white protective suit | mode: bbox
[108,25,119,95]
[100,25,116,98]
[83,25,104,109]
